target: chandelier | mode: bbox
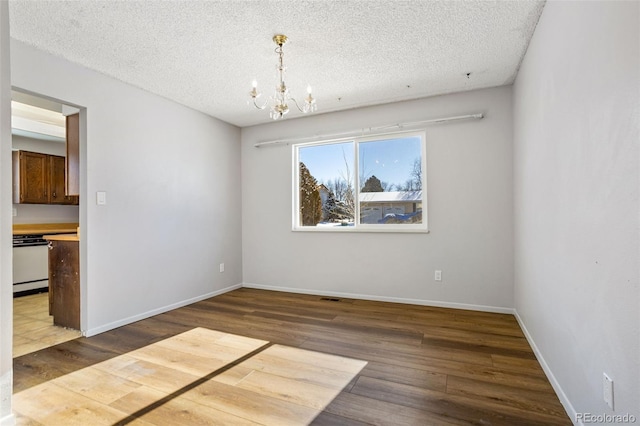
[249,34,317,120]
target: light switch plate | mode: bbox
[96,191,107,205]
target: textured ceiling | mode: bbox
[8,0,545,128]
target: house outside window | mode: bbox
[294,131,427,232]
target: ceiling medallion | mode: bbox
[249,34,317,120]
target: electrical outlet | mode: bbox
[603,373,614,409]
[219,263,225,273]
[12,208,17,217]
[435,270,442,281]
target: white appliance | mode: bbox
[13,234,49,295]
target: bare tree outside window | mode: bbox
[411,157,422,190]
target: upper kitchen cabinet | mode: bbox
[66,113,79,196]
[13,150,79,205]
[50,155,78,205]
[13,150,48,204]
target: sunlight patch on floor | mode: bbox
[13,327,367,425]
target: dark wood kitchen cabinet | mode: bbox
[66,113,80,196]
[13,150,48,204]
[48,239,80,330]
[13,150,79,205]
[50,155,79,204]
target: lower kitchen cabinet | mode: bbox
[48,239,80,330]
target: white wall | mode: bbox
[0,2,13,424]
[11,135,79,224]
[10,40,243,336]
[12,204,78,226]
[513,1,639,423]
[242,87,514,311]
[12,134,65,155]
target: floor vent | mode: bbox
[320,297,341,302]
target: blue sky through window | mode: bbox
[299,141,354,185]
[299,136,421,188]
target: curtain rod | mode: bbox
[253,113,484,148]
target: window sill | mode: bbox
[292,226,429,234]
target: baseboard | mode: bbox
[513,311,579,425]
[241,282,515,314]
[0,414,15,426]
[84,283,242,337]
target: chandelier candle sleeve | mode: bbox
[249,34,317,120]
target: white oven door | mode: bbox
[13,245,49,293]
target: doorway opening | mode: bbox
[10,89,85,357]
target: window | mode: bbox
[294,131,427,232]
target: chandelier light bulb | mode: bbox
[249,79,261,99]
[249,34,317,120]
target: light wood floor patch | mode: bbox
[183,381,321,426]
[13,327,366,425]
[241,350,364,389]
[212,345,367,411]
[110,385,262,426]
[13,382,135,426]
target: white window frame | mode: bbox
[293,129,428,233]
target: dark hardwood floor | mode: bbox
[13,288,571,425]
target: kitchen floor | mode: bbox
[13,292,82,358]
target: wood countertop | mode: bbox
[44,233,79,242]
[13,223,79,236]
